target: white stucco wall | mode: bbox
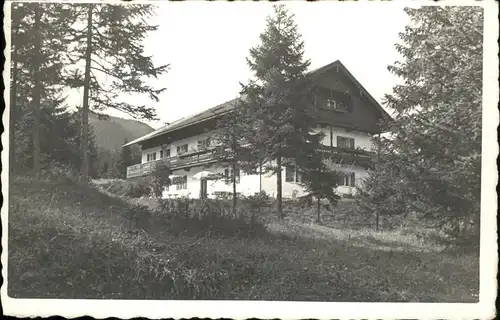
[139,126,372,199]
[161,162,368,199]
[141,131,216,164]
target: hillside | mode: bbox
[9,176,479,301]
[89,112,154,151]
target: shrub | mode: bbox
[149,162,171,198]
[122,204,152,229]
[125,179,151,198]
[156,197,267,238]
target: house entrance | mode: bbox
[200,179,208,199]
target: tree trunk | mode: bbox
[258,160,262,215]
[376,210,379,231]
[32,6,42,177]
[317,197,321,222]
[81,4,93,182]
[277,156,283,219]
[232,161,237,217]
[10,53,18,174]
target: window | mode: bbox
[337,136,355,149]
[224,167,240,185]
[176,144,188,155]
[285,165,301,183]
[165,148,170,158]
[320,90,348,112]
[160,150,163,159]
[175,175,187,190]
[198,138,211,150]
[146,152,157,162]
[341,172,356,187]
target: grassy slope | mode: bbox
[8,177,479,301]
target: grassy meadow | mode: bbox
[8,176,479,301]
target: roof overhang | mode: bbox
[123,60,394,148]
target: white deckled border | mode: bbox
[1,0,498,319]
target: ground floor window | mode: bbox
[175,175,188,190]
[285,165,301,183]
[224,167,240,185]
[341,172,356,187]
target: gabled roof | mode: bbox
[308,60,391,120]
[123,60,392,148]
[123,98,238,147]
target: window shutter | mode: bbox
[285,166,295,182]
[234,168,240,184]
[224,169,230,185]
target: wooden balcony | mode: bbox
[126,150,217,179]
[127,145,374,179]
[318,145,374,168]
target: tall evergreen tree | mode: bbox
[360,7,483,239]
[10,3,74,174]
[300,155,342,223]
[240,4,320,219]
[63,4,169,181]
[211,99,256,216]
[10,2,83,174]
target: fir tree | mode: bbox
[10,3,87,174]
[211,99,256,216]
[300,155,342,223]
[361,7,483,239]
[10,2,75,174]
[240,4,320,219]
[63,4,169,181]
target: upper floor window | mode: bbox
[337,136,355,149]
[340,172,356,187]
[146,152,157,162]
[176,144,188,155]
[160,149,170,159]
[198,138,211,150]
[314,88,349,112]
[326,93,348,111]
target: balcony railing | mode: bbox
[126,150,217,179]
[127,145,374,179]
[318,145,374,168]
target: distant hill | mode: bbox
[89,112,154,151]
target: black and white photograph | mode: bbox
[1,0,498,318]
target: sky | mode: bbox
[77,2,412,129]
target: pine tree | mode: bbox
[240,4,319,219]
[365,7,483,240]
[211,99,256,216]
[10,2,84,174]
[63,4,169,181]
[300,155,342,223]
